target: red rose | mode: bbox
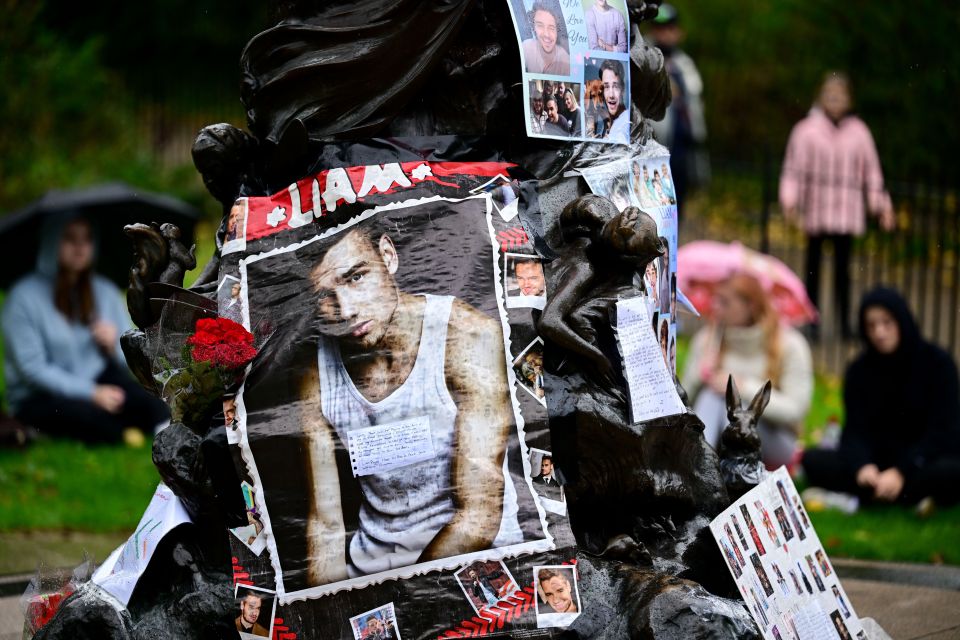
[186,317,257,370]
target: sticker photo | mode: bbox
[513,337,547,407]
[534,565,581,628]
[223,198,248,255]
[230,481,266,555]
[454,560,521,614]
[349,603,401,640]
[504,253,546,310]
[234,584,276,639]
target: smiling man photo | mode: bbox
[521,2,571,75]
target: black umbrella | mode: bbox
[0,183,201,290]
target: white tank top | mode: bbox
[317,294,521,577]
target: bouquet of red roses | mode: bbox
[159,317,258,429]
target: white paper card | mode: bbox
[709,467,867,640]
[615,297,685,423]
[92,483,192,605]
[346,416,436,477]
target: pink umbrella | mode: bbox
[677,240,818,325]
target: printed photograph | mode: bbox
[774,506,794,541]
[223,198,248,255]
[349,603,401,640]
[534,565,581,628]
[230,480,266,555]
[234,584,276,639]
[749,552,774,597]
[832,585,852,619]
[218,274,244,323]
[719,538,742,579]
[776,479,807,541]
[470,175,519,222]
[513,0,571,76]
[815,548,833,577]
[504,253,547,310]
[657,314,670,369]
[513,337,547,407]
[830,609,852,640]
[795,561,813,594]
[731,514,749,551]
[606,173,635,211]
[657,235,671,314]
[749,589,769,628]
[454,560,521,614]
[529,448,564,505]
[788,569,803,596]
[528,80,584,138]
[239,197,550,596]
[754,500,782,548]
[584,56,630,143]
[630,160,676,209]
[805,555,826,592]
[644,258,660,310]
[740,504,766,555]
[581,0,628,53]
[723,523,744,566]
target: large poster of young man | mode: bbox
[237,196,553,599]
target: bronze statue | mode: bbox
[38,1,771,638]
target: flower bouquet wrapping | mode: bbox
[158,317,258,430]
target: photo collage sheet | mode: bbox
[216,156,582,639]
[710,468,868,640]
[506,0,632,144]
[579,150,683,422]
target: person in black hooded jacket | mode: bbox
[802,287,960,505]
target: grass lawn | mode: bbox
[0,439,159,532]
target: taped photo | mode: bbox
[218,274,244,323]
[534,565,581,628]
[513,337,547,407]
[349,603,401,640]
[504,253,546,310]
[234,584,276,639]
[230,481,266,556]
[223,198,249,255]
[529,447,564,513]
[454,560,521,614]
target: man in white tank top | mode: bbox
[299,223,520,586]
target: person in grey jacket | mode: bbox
[2,213,168,443]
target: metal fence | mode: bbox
[681,156,960,377]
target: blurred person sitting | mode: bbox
[779,72,894,339]
[802,287,960,507]
[2,214,169,445]
[681,273,813,468]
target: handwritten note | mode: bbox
[615,297,685,423]
[92,483,191,605]
[346,416,436,477]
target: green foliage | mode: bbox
[656,0,960,174]
[0,1,240,217]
